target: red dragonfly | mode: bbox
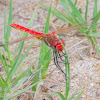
[0,24,89,75]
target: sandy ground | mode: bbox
[0,0,100,100]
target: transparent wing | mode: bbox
[51,24,97,34]
[0,34,50,47]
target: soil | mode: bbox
[0,0,100,100]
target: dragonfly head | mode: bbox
[55,38,65,51]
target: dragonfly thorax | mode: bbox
[40,35,65,52]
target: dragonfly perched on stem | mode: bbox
[0,23,94,76]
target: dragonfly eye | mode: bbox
[56,43,63,51]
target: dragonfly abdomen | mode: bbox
[10,24,44,35]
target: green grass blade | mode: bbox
[41,49,52,78]
[32,42,48,90]
[12,68,30,85]
[23,54,39,62]
[91,37,100,56]
[59,0,79,24]
[41,5,52,78]
[75,90,84,100]
[58,38,70,99]
[68,89,81,100]
[32,5,51,91]
[44,4,51,33]
[12,6,38,67]
[93,0,97,18]
[74,0,78,5]
[59,0,74,20]
[4,0,12,42]
[27,6,39,28]
[3,0,13,66]
[54,92,66,100]
[0,51,9,75]
[11,76,29,91]
[63,45,70,98]
[85,0,89,22]
[0,78,5,99]
[89,11,100,31]
[89,32,100,37]
[4,81,41,100]
[44,92,65,100]
[7,42,34,81]
[54,92,65,100]
[41,4,71,23]
[2,52,9,75]
[92,0,98,32]
[0,77,5,90]
[67,0,84,23]
[4,11,6,42]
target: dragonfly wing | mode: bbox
[0,34,50,47]
[0,36,36,47]
[51,24,94,34]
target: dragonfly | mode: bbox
[0,24,90,75]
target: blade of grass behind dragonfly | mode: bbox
[67,0,85,23]
[67,0,90,34]
[12,67,30,85]
[5,58,39,98]
[32,5,52,91]
[89,0,100,32]
[3,11,8,51]
[41,3,72,23]
[11,76,30,91]
[4,0,12,42]
[74,0,78,5]
[59,0,79,24]
[91,37,100,56]
[88,11,100,33]
[41,5,52,79]
[5,5,38,87]
[88,31,100,37]
[3,81,41,100]
[1,51,10,75]
[0,76,6,99]
[41,49,52,78]
[85,0,89,23]
[10,63,42,93]
[44,92,65,100]
[68,88,84,100]
[91,0,98,32]
[0,51,6,74]
[87,10,100,51]
[41,3,87,35]
[3,0,13,66]
[0,51,9,98]
[0,76,5,91]
[41,2,86,32]
[68,90,79,100]
[7,41,34,81]
[0,1,13,97]
[6,74,30,93]
[12,6,38,68]
[75,90,84,100]
[59,0,87,33]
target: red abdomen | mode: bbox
[10,24,44,35]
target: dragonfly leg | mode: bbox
[57,51,65,61]
[61,51,67,57]
[53,51,66,76]
[56,51,67,64]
